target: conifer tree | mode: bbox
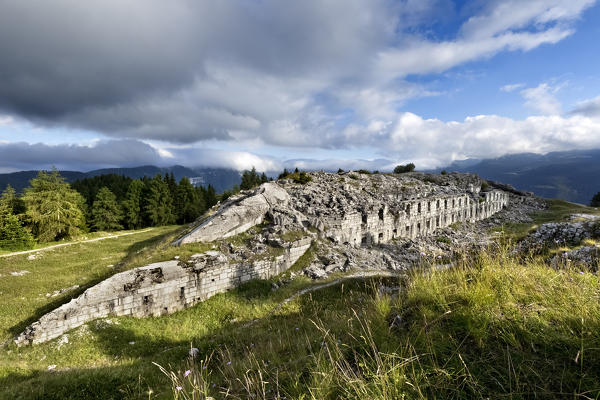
[22,169,86,242]
[204,185,217,209]
[144,175,175,226]
[0,208,35,250]
[174,177,205,224]
[0,185,25,215]
[591,192,600,207]
[91,187,123,231]
[122,179,145,229]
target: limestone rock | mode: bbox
[176,182,290,244]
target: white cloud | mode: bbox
[520,83,562,115]
[0,115,14,125]
[0,0,593,150]
[352,112,600,169]
[500,83,525,92]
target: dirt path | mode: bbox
[0,229,154,258]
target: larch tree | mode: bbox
[22,169,86,242]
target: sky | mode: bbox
[1,0,600,173]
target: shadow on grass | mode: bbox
[6,227,185,339]
[0,278,376,399]
[4,271,600,399]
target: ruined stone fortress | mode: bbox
[16,171,509,346]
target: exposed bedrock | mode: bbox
[176,182,290,245]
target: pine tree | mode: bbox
[591,192,600,207]
[91,187,123,231]
[0,208,35,250]
[122,179,145,229]
[174,177,205,224]
[0,185,25,215]
[22,169,86,242]
[204,185,217,209]
[144,175,175,226]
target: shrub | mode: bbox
[440,169,448,175]
[357,169,371,175]
[278,168,312,184]
[393,163,415,174]
[591,192,600,207]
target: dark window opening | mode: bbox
[427,202,431,212]
[378,233,383,241]
[362,214,367,223]
[143,296,149,305]
[418,203,422,213]
[180,287,185,300]
[378,208,384,221]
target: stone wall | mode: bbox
[323,190,508,246]
[15,238,312,346]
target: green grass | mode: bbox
[0,226,182,343]
[2,201,600,399]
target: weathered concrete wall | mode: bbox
[15,238,311,346]
[176,183,290,245]
[323,190,508,246]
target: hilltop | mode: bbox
[1,171,600,399]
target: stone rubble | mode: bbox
[516,220,600,254]
[550,246,600,271]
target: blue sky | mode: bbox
[0,0,600,173]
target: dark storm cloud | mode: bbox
[0,0,391,143]
[0,0,595,160]
[0,140,162,171]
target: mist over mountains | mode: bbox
[434,149,600,205]
[0,165,241,194]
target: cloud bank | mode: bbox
[0,0,598,171]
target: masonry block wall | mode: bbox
[324,190,508,246]
[15,238,312,346]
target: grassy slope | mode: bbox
[0,226,182,343]
[0,200,599,399]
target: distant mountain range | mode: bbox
[433,149,600,205]
[0,165,241,194]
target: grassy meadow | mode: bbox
[0,200,599,399]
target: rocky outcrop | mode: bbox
[516,220,600,254]
[176,183,290,245]
[550,246,600,271]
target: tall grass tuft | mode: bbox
[156,246,600,399]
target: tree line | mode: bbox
[0,169,219,250]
